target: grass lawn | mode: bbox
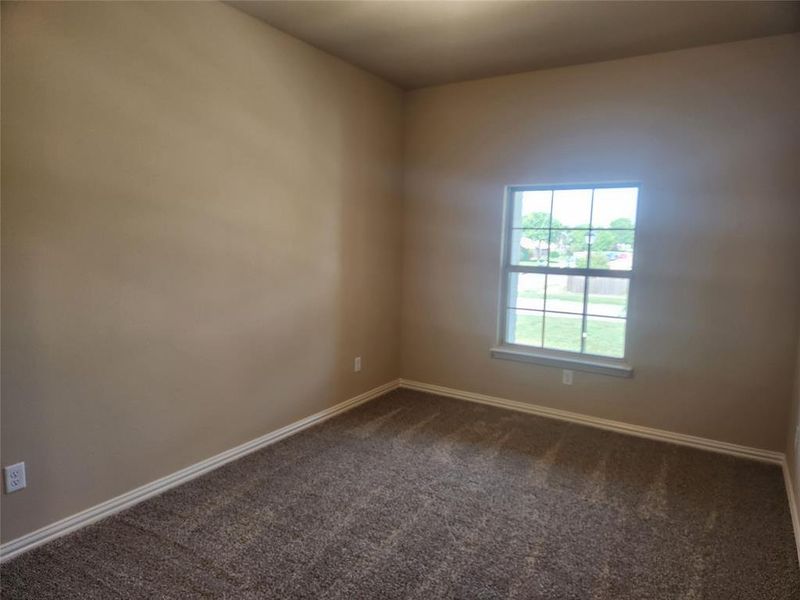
[511,311,625,358]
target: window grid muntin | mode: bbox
[580,188,596,352]
[507,306,626,322]
[502,184,637,360]
[542,191,554,347]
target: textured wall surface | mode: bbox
[788,334,800,528]
[1,1,403,542]
[401,34,800,452]
[2,3,798,548]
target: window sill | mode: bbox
[490,345,633,378]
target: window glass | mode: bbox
[506,309,543,347]
[591,187,638,228]
[587,277,628,318]
[510,229,550,266]
[588,231,634,271]
[512,190,552,228]
[501,184,638,359]
[543,312,583,353]
[584,316,626,358]
[552,189,592,228]
[545,275,585,314]
[549,229,590,269]
[508,273,546,311]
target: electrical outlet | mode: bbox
[4,462,26,494]
[354,356,362,373]
[562,369,573,385]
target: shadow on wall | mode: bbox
[0,0,402,543]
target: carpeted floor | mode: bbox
[2,389,798,599]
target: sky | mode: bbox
[517,187,638,229]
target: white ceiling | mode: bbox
[228,0,800,89]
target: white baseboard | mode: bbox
[4,377,795,564]
[782,459,800,567]
[398,379,784,464]
[400,379,800,559]
[0,379,400,563]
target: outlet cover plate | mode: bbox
[4,462,26,493]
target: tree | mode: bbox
[519,212,556,263]
[517,213,633,266]
[592,231,618,252]
[592,219,634,252]
[520,212,562,244]
[521,211,553,230]
[589,251,609,269]
[608,218,634,247]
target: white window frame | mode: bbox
[491,182,639,377]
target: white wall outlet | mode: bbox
[562,369,573,385]
[4,462,26,494]
[354,356,362,372]
[795,425,800,452]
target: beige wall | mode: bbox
[3,2,799,548]
[788,332,800,524]
[1,1,402,542]
[401,34,800,452]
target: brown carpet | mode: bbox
[2,389,798,599]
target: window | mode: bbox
[495,184,638,375]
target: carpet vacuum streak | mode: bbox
[2,389,798,598]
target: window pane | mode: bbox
[545,274,585,314]
[512,190,552,228]
[510,229,550,266]
[503,185,638,360]
[543,312,583,352]
[587,277,628,317]
[552,188,592,228]
[592,187,638,228]
[506,309,543,347]
[508,273,546,310]
[548,229,589,268]
[588,230,634,270]
[584,316,626,358]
